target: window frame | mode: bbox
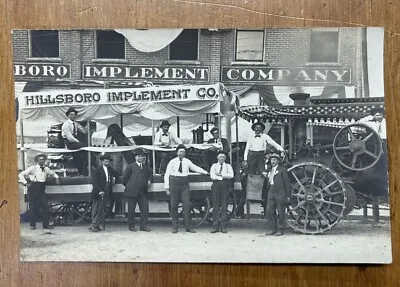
[168,29,200,62]
[94,30,126,60]
[308,27,340,64]
[234,29,265,62]
[28,30,60,59]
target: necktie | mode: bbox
[178,159,183,173]
[219,163,223,175]
[40,166,45,172]
[378,122,382,134]
[140,163,142,170]
[255,135,261,138]
[73,122,77,137]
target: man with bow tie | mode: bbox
[89,154,119,232]
[202,127,230,170]
[61,107,88,175]
[263,153,292,236]
[122,148,153,232]
[243,122,285,175]
[19,153,60,230]
[154,120,183,174]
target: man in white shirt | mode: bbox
[19,153,60,230]
[359,107,386,140]
[210,150,234,233]
[243,122,285,175]
[164,144,208,233]
[61,107,88,175]
[154,120,183,174]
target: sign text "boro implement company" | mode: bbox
[83,64,210,82]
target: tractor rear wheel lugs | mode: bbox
[286,163,346,234]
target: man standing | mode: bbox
[203,127,230,170]
[61,107,88,175]
[263,153,292,236]
[164,144,208,233]
[243,122,284,175]
[19,153,60,230]
[210,150,234,233]
[122,148,152,232]
[154,120,183,174]
[89,154,119,232]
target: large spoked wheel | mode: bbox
[333,123,382,171]
[207,190,237,224]
[286,163,346,234]
[168,197,210,228]
[49,201,91,226]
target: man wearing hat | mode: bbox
[263,153,292,236]
[122,148,153,232]
[164,144,209,233]
[359,107,387,142]
[243,121,285,175]
[209,150,234,233]
[61,107,88,175]
[19,153,60,230]
[89,154,119,232]
[154,120,183,174]
[202,127,230,170]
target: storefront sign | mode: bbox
[221,66,351,84]
[14,63,71,80]
[18,83,221,109]
[83,64,210,82]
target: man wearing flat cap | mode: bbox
[62,107,88,175]
[19,153,60,230]
[89,154,119,232]
[209,150,234,233]
[122,148,153,232]
[203,127,230,170]
[243,121,285,175]
[154,120,183,174]
[164,144,209,233]
[263,153,291,236]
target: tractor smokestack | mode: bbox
[289,93,311,106]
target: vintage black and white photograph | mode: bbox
[14,27,391,263]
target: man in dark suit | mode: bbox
[203,127,230,170]
[263,153,292,236]
[89,154,119,232]
[122,148,153,232]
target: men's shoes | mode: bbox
[186,229,196,233]
[43,225,54,230]
[210,228,219,233]
[267,230,278,235]
[89,227,99,232]
[274,231,284,236]
[30,226,36,230]
[172,228,178,233]
[129,227,138,232]
[220,228,228,233]
[140,226,151,232]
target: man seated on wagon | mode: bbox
[154,120,183,174]
[202,127,230,170]
[61,107,88,175]
[243,121,285,175]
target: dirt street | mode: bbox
[20,217,392,264]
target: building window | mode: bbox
[169,29,199,61]
[96,30,125,59]
[235,30,264,61]
[309,30,339,63]
[30,30,59,58]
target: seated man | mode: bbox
[154,120,183,174]
[61,107,88,175]
[202,127,230,170]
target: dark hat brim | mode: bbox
[160,120,171,127]
[133,148,145,156]
[210,127,219,134]
[216,150,228,157]
[34,153,48,162]
[175,144,187,152]
[99,155,113,161]
[66,108,78,116]
[251,122,265,131]
[267,153,281,163]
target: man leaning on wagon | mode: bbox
[19,153,60,230]
[164,144,209,233]
[243,121,285,175]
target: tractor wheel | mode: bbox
[343,183,357,217]
[286,162,346,234]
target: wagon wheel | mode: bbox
[206,190,237,223]
[333,123,382,171]
[49,201,91,226]
[286,163,346,234]
[168,197,210,228]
